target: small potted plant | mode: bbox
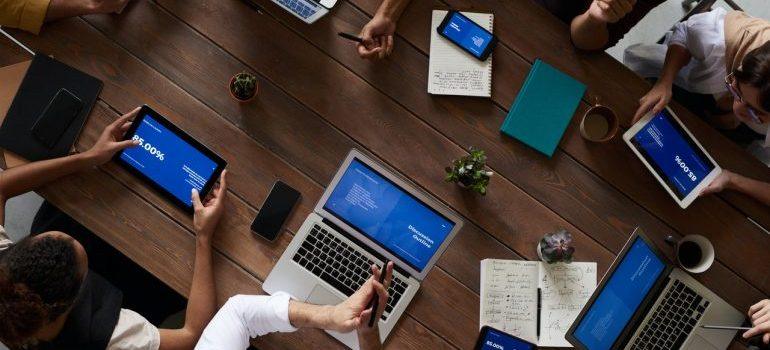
[229,72,258,102]
[537,230,575,264]
[445,147,493,195]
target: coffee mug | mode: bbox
[580,104,619,142]
[665,234,715,274]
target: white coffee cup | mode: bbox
[668,234,715,274]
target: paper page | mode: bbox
[428,10,492,97]
[480,259,539,344]
[537,262,597,347]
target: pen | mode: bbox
[338,32,364,44]
[369,260,390,327]
[701,325,751,331]
[747,217,770,235]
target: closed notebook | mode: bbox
[428,10,493,97]
[500,60,586,157]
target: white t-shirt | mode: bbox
[0,228,161,350]
[195,292,298,350]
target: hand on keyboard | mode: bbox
[326,262,393,332]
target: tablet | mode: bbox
[115,105,226,212]
[623,107,721,208]
[474,326,535,350]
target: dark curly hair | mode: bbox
[0,235,84,348]
[735,41,770,112]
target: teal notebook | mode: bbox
[500,59,586,157]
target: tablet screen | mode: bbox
[119,111,221,207]
[476,327,535,350]
[630,109,716,199]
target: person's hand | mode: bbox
[587,0,636,23]
[744,299,770,344]
[47,0,130,21]
[633,81,672,124]
[191,170,228,240]
[357,14,396,60]
[84,107,140,166]
[326,262,393,336]
[700,170,734,196]
[87,0,130,14]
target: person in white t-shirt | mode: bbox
[0,107,222,350]
[195,262,393,350]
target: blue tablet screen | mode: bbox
[631,109,715,199]
[478,328,535,350]
[119,113,219,207]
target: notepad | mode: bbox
[428,10,493,97]
[500,59,586,157]
[480,259,597,348]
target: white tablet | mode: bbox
[623,107,721,208]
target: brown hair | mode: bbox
[735,41,770,112]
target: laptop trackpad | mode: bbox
[686,334,718,350]
[306,284,344,306]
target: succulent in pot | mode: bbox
[537,229,575,264]
[444,147,493,195]
[229,72,258,102]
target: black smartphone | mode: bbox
[436,10,497,61]
[30,88,83,149]
[251,181,301,241]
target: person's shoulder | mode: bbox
[107,309,160,350]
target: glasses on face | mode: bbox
[725,72,763,124]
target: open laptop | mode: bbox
[566,229,743,350]
[264,149,463,349]
[245,0,336,23]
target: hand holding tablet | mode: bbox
[114,105,227,212]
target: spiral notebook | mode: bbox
[428,10,493,97]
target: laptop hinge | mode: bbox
[321,218,412,279]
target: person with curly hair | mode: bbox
[0,106,224,350]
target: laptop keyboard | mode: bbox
[630,280,710,350]
[275,0,318,19]
[292,224,409,321]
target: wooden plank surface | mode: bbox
[0,0,766,348]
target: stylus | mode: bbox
[338,32,364,44]
[368,260,390,327]
[701,325,751,331]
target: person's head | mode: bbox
[730,41,770,124]
[0,232,88,348]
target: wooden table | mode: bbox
[1,0,768,348]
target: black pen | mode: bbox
[369,260,390,327]
[338,32,364,44]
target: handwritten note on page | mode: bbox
[480,260,539,343]
[480,259,597,347]
[428,11,493,97]
[538,262,597,347]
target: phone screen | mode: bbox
[251,181,301,241]
[439,11,496,60]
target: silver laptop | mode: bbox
[566,229,744,350]
[264,149,463,349]
[263,0,336,24]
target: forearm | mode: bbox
[570,12,609,51]
[375,0,410,21]
[288,300,332,329]
[0,152,96,202]
[728,173,770,207]
[657,45,691,86]
[184,237,217,338]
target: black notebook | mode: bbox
[0,54,102,161]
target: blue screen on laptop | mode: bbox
[119,114,219,207]
[441,12,493,58]
[479,328,534,350]
[631,109,715,199]
[573,237,666,350]
[323,159,455,271]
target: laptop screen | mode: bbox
[322,158,456,272]
[572,237,666,350]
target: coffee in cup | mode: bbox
[580,104,619,142]
[667,234,715,274]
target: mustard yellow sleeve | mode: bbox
[0,0,51,35]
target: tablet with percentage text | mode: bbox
[115,105,227,212]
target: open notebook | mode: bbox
[428,10,493,97]
[480,259,597,347]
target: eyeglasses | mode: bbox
[725,72,763,124]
